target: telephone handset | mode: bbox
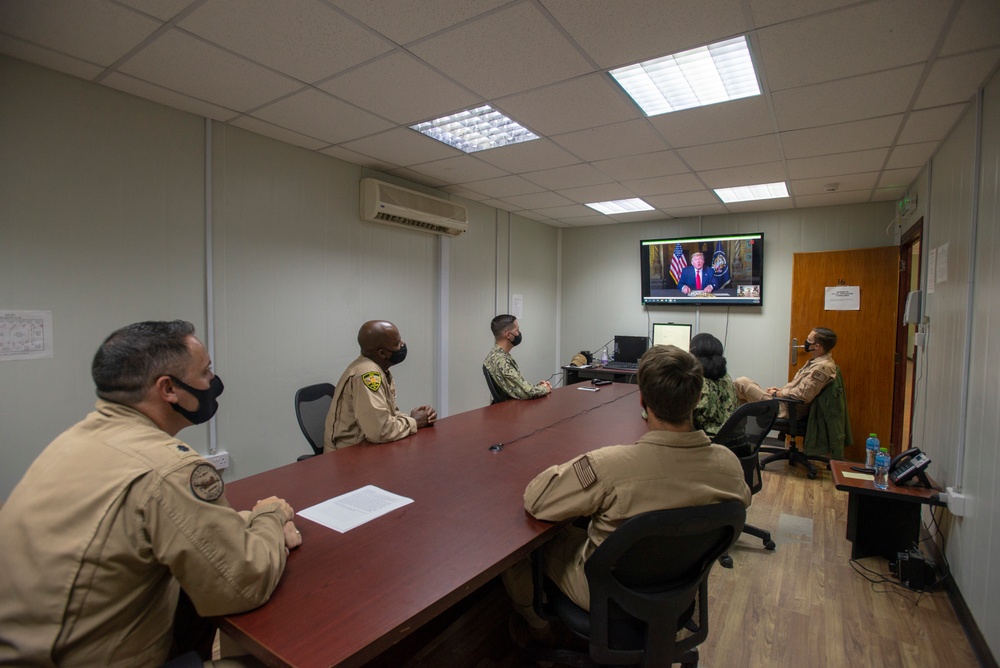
[889,448,932,487]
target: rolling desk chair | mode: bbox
[760,368,851,479]
[482,365,510,404]
[712,400,780,568]
[294,382,335,461]
[531,502,746,668]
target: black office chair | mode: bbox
[531,501,746,668]
[294,382,335,461]
[760,369,850,479]
[482,365,510,404]
[712,400,780,569]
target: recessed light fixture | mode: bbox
[585,198,655,215]
[714,182,789,203]
[410,105,538,153]
[609,36,760,116]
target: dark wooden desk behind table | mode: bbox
[220,382,645,668]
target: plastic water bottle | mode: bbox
[874,448,890,490]
[865,433,880,468]
[600,346,609,366]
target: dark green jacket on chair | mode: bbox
[804,368,852,458]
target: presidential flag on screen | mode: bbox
[713,240,731,288]
[669,243,687,286]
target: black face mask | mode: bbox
[510,332,522,347]
[169,375,224,424]
[803,340,815,353]
[387,343,407,365]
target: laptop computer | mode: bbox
[608,335,649,369]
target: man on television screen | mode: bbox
[677,252,716,294]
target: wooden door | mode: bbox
[790,247,898,462]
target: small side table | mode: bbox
[829,460,945,560]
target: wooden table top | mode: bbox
[219,383,645,667]
[829,459,943,504]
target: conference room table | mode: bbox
[219,382,647,667]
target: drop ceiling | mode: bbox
[2,0,999,227]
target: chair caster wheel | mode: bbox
[719,555,733,569]
[764,540,776,551]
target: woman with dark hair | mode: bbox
[690,332,737,437]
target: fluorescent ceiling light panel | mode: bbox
[410,105,539,153]
[714,182,789,203]
[610,36,760,116]
[585,198,655,215]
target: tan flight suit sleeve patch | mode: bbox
[573,456,598,489]
[190,463,225,502]
[362,371,382,392]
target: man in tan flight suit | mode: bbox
[734,327,838,418]
[324,320,436,451]
[0,320,302,667]
[503,345,750,638]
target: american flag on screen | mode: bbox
[668,244,687,285]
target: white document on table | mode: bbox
[299,485,413,533]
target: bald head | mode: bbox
[359,320,405,370]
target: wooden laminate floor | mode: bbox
[355,461,978,667]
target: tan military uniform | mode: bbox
[735,353,837,418]
[0,401,287,667]
[515,430,750,614]
[324,355,417,452]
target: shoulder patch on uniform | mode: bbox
[573,456,598,489]
[190,463,225,502]
[811,369,832,381]
[362,371,382,392]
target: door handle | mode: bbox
[790,337,798,366]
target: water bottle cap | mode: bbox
[879,447,888,452]
[869,433,876,437]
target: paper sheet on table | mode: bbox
[842,471,875,481]
[299,485,413,533]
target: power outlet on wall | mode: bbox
[204,451,229,470]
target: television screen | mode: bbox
[640,233,764,307]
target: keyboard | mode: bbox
[603,361,638,370]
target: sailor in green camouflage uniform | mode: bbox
[690,332,737,437]
[483,315,551,401]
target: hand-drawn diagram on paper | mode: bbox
[0,311,54,361]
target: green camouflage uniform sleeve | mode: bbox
[484,345,547,399]
[693,374,738,437]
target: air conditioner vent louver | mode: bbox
[360,178,468,236]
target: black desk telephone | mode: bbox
[889,448,932,487]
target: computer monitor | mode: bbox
[652,323,692,351]
[613,335,648,364]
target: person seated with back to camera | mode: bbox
[501,344,750,646]
[689,332,738,440]
[677,251,717,295]
[484,314,551,400]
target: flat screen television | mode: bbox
[640,233,764,307]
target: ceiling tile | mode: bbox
[872,186,907,201]
[878,167,922,189]
[339,127,461,167]
[532,203,598,219]
[939,0,1000,57]
[696,161,787,188]
[522,163,613,190]
[474,138,581,173]
[318,51,480,125]
[756,0,949,91]
[678,135,783,171]
[780,116,903,159]
[0,0,161,66]
[330,0,508,45]
[0,35,104,80]
[749,0,859,27]
[622,173,705,197]
[494,73,641,136]
[230,115,331,150]
[179,0,392,83]
[252,88,393,143]
[790,173,879,196]
[516,209,555,222]
[915,49,1000,109]
[786,148,888,179]
[560,214,615,227]
[724,198,794,213]
[897,104,967,144]
[497,191,576,209]
[385,166,449,188]
[552,119,668,162]
[772,66,922,131]
[116,0,197,22]
[406,154,509,183]
[439,185,491,201]
[103,72,239,121]
[645,190,720,209]
[481,198,523,212]
[540,0,751,69]
[650,96,774,148]
[320,145,401,172]
[460,175,544,199]
[118,29,302,110]
[659,203,729,218]
[593,150,689,181]
[886,141,938,170]
[409,2,592,99]
[793,191,871,208]
[556,182,635,204]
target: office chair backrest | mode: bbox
[482,365,509,404]
[294,383,336,457]
[584,501,746,666]
[714,400,779,493]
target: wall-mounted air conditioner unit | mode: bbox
[360,178,468,236]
